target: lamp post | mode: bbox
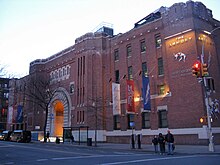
[202,27,220,152]
[201,42,214,152]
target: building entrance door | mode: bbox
[54,101,64,137]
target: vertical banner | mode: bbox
[112,83,121,115]
[142,76,151,110]
[127,80,135,113]
[7,106,13,124]
[12,106,17,123]
[16,105,23,123]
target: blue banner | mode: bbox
[16,105,23,123]
[142,76,151,110]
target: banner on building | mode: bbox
[16,105,23,123]
[7,106,13,124]
[112,83,121,115]
[142,76,151,110]
[126,80,135,113]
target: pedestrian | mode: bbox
[165,130,174,155]
[158,133,165,155]
[152,135,158,153]
[46,131,50,142]
[70,134,74,144]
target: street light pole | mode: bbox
[202,27,220,152]
[201,42,214,152]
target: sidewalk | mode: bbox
[37,140,220,154]
[93,143,220,154]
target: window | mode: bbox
[142,112,150,128]
[59,69,62,77]
[158,110,168,128]
[83,56,85,75]
[128,66,133,80]
[127,114,135,129]
[155,34,162,48]
[140,40,146,53]
[158,57,164,75]
[158,84,165,95]
[70,83,74,94]
[115,70,119,83]
[114,115,121,130]
[63,67,66,76]
[114,49,119,61]
[127,45,132,57]
[142,62,148,77]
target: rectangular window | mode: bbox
[78,58,80,76]
[77,111,79,123]
[140,40,146,53]
[127,114,135,129]
[114,49,119,61]
[155,34,162,48]
[142,62,148,77]
[158,110,168,128]
[158,84,165,95]
[83,56,85,75]
[127,45,132,57]
[114,115,121,130]
[115,70,119,83]
[142,112,150,128]
[128,66,133,80]
[158,57,164,75]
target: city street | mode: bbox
[0,141,220,165]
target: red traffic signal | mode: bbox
[192,61,201,77]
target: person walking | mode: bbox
[46,131,50,142]
[165,130,174,155]
[70,134,74,144]
[152,135,158,153]
[158,133,165,155]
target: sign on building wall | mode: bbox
[126,80,135,113]
[112,83,121,115]
[142,76,151,110]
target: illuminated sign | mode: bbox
[168,35,192,47]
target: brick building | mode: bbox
[8,1,220,144]
[0,78,9,131]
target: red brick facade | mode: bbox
[8,1,220,144]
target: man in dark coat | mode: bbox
[165,130,174,155]
[152,135,158,153]
[158,133,165,154]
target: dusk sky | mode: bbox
[0,0,219,77]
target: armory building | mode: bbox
[7,1,220,145]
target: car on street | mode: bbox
[0,130,12,141]
[10,130,31,143]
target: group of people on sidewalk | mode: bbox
[152,130,175,155]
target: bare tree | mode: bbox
[0,65,6,78]
[86,96,111,147]
[24,75,57,142]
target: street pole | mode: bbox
[201,41,214,152]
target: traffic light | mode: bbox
[201,63,209,77]
[192,61,201,77]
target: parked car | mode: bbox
[1,130,12,141]
[0,132,3,140]
[10,130,31,143]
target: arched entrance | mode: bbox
[54,101,64,137]
[46,87,72,137]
